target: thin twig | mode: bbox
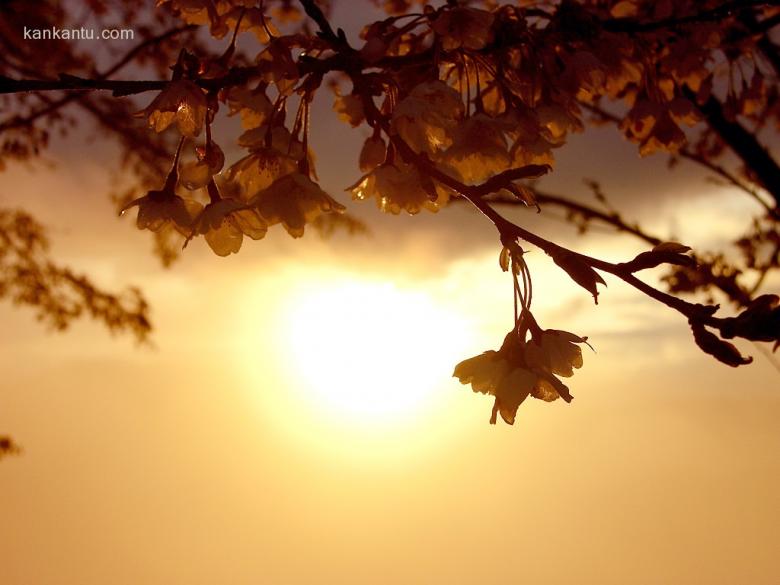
[604,0,780,33]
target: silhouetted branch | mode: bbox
[0,75,166,95]
[582,101,779,215]
[748,240,780,297]
[481,189,663,246]
[0,66,257,97]
[297,0,340,44]
[603,0,780,33]
[683,88,780,207]
[676,150,778,219]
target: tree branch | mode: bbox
[677,149,779,219]
[739,10,780,76]
[0,66,257,97]
[297,0,339,43]
[684,88,780,207]
[363,102,750,337]
[481,189,664,246]
[603,0,780,33]
[582,101,779,215]
[0,75,166,96]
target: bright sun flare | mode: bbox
[283,279,471,426]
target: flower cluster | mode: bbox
[252,172,344,238]
[222,120,344,239]
[390,81,464,156]
[453,328,589,425]
[350,159,446,215]
[127,50,345,253]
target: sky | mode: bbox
[1,2,780,584]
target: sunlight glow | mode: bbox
[282,278,471,427]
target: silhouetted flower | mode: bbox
[121,141,202,234]
[185,179,267,257]
[443,113,511,183]
[525,329,586,378]
[359,135,387,172]
[222,126,304,200]
[350,161,446,215]
[454,328,588,424]
[179,141,225,190]
[250,172,344,238]
[391,81,463,155]
[453,350,536,424]
[136,79,207,137]
[432,6,494,50]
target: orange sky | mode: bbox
[2,142,779,583]
[2,2,780,583]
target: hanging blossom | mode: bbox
[431,5,495,51]
[226,84,275,130]
[358,134,387,173]
[454,244,590,426]
[390,80,464,155]
[185,180,267,257]
[179,139,226,190]
[224,112,344,237]
[453,328,590,425]
[135,79,208,137]
[442,113,512,184]
[350,159,448,215]
[223,125,304,201]
[248,172,345,238]
[120,139,202,234]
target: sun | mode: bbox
[280,277,471,427]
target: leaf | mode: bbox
[620,246,695,272]
[551,249,606,304]
[652,241,691,254]
[690,321,752,367]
